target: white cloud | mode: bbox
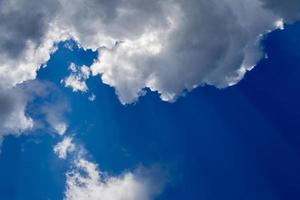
[53,137,164,200]
[0,0,298,139]
[53,123,68,136]
[69,63,77,73]
[88,94,96,102]
[54,137,75,159]
[63,63,91,93]
[0,0,300,106]
[274,19,284,30]
[65,159,160,200]
[63,75,89,93]
[69,0,300,104]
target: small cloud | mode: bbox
[53,122,68,136]
[69,63,78,73]
[63,75,89,92]
[88,94,96,102]
[54,137,75,159]
[63,63,91,93]
[274,19,284,30]
[39,89,70,136]
[80,66,90,79]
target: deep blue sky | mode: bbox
[0,22,300,200]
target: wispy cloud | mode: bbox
[53,137,165,200]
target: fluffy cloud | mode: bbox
[65,159,162,200]
[1,0,300,106]
[54,137,75,159]
[62,63,91,93]
[61,0,300,104]
[53,137,164,200]
[0,0,298,138]
[0,0,69,88]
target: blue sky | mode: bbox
[1,1,300,200]
[0,17,300,200]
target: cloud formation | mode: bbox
[65,159,161,200]
[0,80,70,137]
[0,0,299,137]
[53,137,164,200]
[0,80,50,136]
[54,136,75,159]
[62,63,91,93]
[0,85,33,136]
[1,0,300,105]
[260,0,300,22]
[59,0,300,103]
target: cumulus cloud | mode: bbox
[1,0,300,105]
[61,0,300,104]
[53,137,165,200]
[65,159,162,200]
[54,136,75,159]
[0,0,297,138]
[62,63,91,93]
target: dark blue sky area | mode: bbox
[0,22,300,200]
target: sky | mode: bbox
[0,1,300,200]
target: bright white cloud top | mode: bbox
[0,0,300,135]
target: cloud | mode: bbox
[65,159,162,200]
[62,63,91,93]
[64,0,300,104]
[40,98,70,136]
[0,0,298,139]
[0,80,70,137]
[0,0,68,137]
[0,83,37,136]
[53,137,165,200]
[0,0,69,89]
[1,0,300,105]
[88,94,96,102]
[260,0,300,22]
[54,137,75,159]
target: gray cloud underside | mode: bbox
[0,80,70,136]
[0,0,299,132]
